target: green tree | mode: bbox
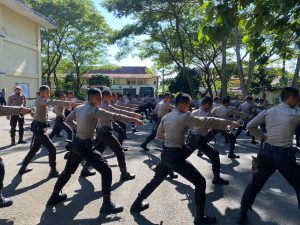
[24,0,110,89]
[88,74,112,87]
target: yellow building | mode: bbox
[0,0,56,99]
[87,66,160,96]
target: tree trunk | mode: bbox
[220,39,228,98]
[46,72,51,88]
[292,54,300,87]
[247,52,255,88]
[76,66,81,90]
[234,27,247,98]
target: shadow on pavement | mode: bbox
[131,212,163,225]
[38,177,124,225]
[5,175,50,197]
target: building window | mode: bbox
[113,79,116,85]
[153,80,156,85]
[137,79,144,85]
[127,79,131,85]
[131,79,136,85]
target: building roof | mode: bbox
[0,0,57,29]
[87,66,159,79]
[90,66,149,75]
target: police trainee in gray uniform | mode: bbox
[234,96,258,144]
[18,85,74,178]
[111,93,135,144]
[141,92,174,151]
[187,96,229,185]
[131,93,238,225]
[49,92,73,141]
[7,86,27,145]
[94,90,142,181]
[236,87,300,224]
[47,88,142,214]
[211,98,249,158]
[0,106,31,208]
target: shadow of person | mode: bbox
[0,219,14,225]
[0,144,13,151]
[131,211,162,225]
[222,207,279,225]
[38,177,124,225]
[5,175,50,197]
[143,151,161,169]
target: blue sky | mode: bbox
[93,0,153,68]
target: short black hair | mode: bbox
[175,93,191,107]
[213,96,220,102]
[163,92,171,98]
[39,85,50,92]
[58,92,66,98]
[67,91,74,95]
[281,87,299,102]
[112,93,117,97]
[202,96,213,105]
[222,98,230,104]
[88,88,101,100]
[246,95,253,101]
[102,90,112,97]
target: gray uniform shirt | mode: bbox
[97,102,137,128]
[34,97,71,123]
[156,109,231,148]
[240,101,255,115]
[211,105,247,119]
[247,103,300,148]
[7,93,26,107]
[0,106,20,116]
[153,100,174,118]
[190,108,212,136]
[66,102,135,140]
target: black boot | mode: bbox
[49,167,60,178]
[18,165,33,175]
[11,138,16,146]
[228,153,240,159]
[47,192,67,205]
[236,206,248,224]
[80,168,96,177]
[120,169,136,181]
[18,135,27,144]
[194,205,216,225]
[212,176,229,185]
[0,190,13,208]
[100,194,123,213]
[140,144,149,151]
[130,194,149,212]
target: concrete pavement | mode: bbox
[0,113,300,225]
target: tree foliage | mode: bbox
[88,74,112,87]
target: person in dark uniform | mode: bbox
[49,92,73,140]
[18,85,74,178]
[7,86,27,145]
[140,92,174,151]
[0,105,31,207]
[0,89,6,106]
[237,87,300,224]
[94,90,143,181]
[187,96,229,185]
[130,93,238,225]
[47,88,142,214]
[211,98,250,158]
